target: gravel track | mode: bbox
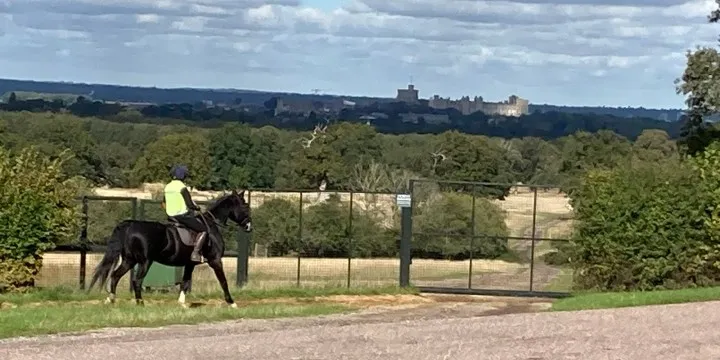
[2,300,719,360]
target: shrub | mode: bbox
[0,147,80,291]
[252,197,301,256]
[568,158,717,291]
[302,194,395,258]
[412,192,509,260]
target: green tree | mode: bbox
[252,197,301,256]
[131,133,211,188]
[412,192,509,260]
[431,131,511,183]
[301,194,394,257]
[0,147,80,290]
[208,123,281,189]
[673,1,720,156]
[276,122,382,189]
[632,129,678,163]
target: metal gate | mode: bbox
[398,179,573,298]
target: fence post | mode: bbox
[529,187,539,292]
[78,196,89,290]
[468,189,476,289]
[131,198,138,220]
[236,231,250,287]
[347,191,353,288]
[296,191,303,287]
[399,206,412,287]
[398,187,413,288]
[236,191,251,287]
[138,199,145,220]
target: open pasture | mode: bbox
[37,251,572,293]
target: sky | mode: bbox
[0,0,719,109]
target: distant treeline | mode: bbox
[0,92,682,140]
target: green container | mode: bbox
[133,263,182,290]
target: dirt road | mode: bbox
[2,300,719,360]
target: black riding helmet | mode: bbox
[170,164,189,180]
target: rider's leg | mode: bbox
[177,215,208,263]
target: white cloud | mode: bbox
[0,0,718,107]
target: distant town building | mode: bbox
[394,83,529,117]
[396,84,419,103]
[428,94,529,117]
[274,97,355,116]
[400,113,450,124]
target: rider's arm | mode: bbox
[180,187,200,211]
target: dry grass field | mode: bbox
[39,185,574,294]
[37,250,572,294]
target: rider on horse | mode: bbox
[162,164,208,263]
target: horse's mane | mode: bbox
[206,193,234,213]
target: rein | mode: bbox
[201,209,227,229]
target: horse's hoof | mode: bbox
[136,299,144,306]
[230,303,238,309]
[180,302,189,309]
[104,297,115,305]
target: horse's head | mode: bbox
[224,189,252,232]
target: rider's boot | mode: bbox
[191,232,207,263]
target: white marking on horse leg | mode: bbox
[230,303,237,308]
[112,255,123,272]
[104,293,116,304]
[178,291,186,304]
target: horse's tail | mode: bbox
[88,221,130,291]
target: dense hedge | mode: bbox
[567,147,720,291]
[0,147,80,290]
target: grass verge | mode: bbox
[0,284,418,306]
[0,285,419,339]
[0,302,352,339]
[551,286,720,312]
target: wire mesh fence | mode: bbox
[35,184,575,295]
[36,189,403,291]
[407,180,574,294]
[246,190,400,289]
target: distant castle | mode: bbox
[395,84,529,117]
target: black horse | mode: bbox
[89,190,252,308]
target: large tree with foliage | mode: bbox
[674,3,720,155]
[131,133,212,188]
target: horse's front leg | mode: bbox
[178,264,196,308]
[207,258,236,307]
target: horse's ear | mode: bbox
[231,189,238,195]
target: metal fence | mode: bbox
[37,184,575,297]
[400,179,574,297]
[38,189,403,291]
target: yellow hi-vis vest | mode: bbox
[164,179,189,217]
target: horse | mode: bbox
[88,190,252,308]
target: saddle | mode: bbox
[166,218,199,247]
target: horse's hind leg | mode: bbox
[178,264,196,308]
[105,258,134,304]
[132,260,153,306]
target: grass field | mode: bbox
[0,286,418,339]
[38,253,531,289]
[36,250,573,294]
[551,286,720,311]
[38,187,575,293]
